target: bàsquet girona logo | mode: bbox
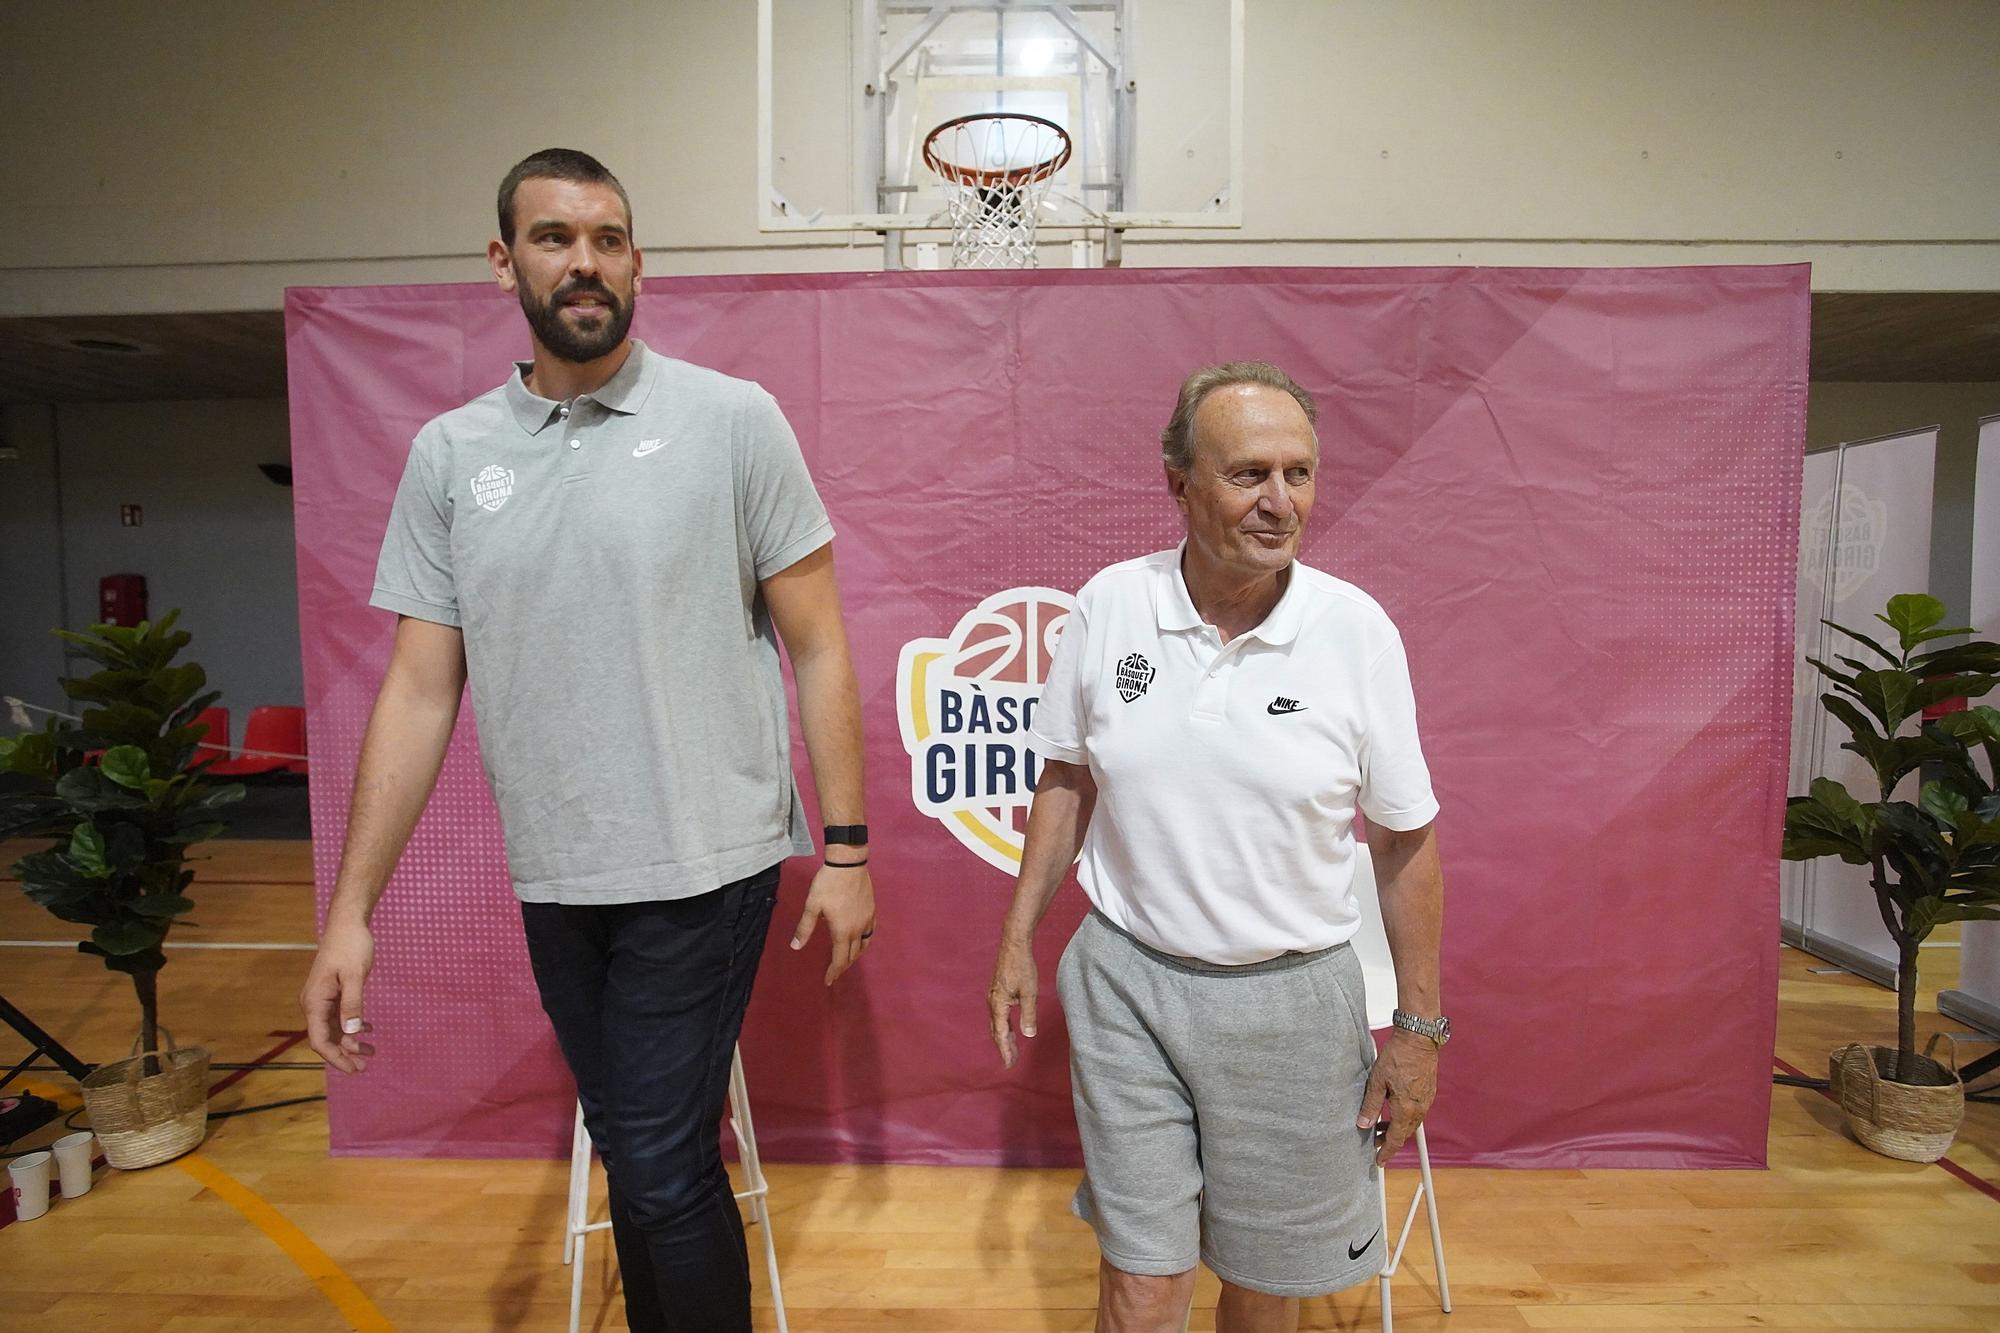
[896,587,1076,873]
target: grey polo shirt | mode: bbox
[371,340,829,904]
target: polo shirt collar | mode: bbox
[1155,541,1306,646]
[504,338,656,434]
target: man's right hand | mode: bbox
[301,915,375,1074]
[987,937,1039,1069]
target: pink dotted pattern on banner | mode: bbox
[289,264,1809,1168]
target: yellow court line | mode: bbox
[177,1152,397,1332]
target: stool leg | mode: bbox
[1378,1163,1394,1333]
[564,1105,589,1266]
[569,1227,586,1333]
[730,1048,789,1333]
[1416,1126,1450,1313]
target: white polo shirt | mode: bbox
[1028,546,1439,965]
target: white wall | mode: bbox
[0,0,1995,316]
[0,407,67,701]
[0,400,301,723]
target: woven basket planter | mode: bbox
[78,1045,210,1169]
[1827,1041,1963,1164]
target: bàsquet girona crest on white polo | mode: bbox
[471,464,515,512]
[896,587,1075,874]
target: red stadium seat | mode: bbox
[209,706,307,776]
[192,707,232,765]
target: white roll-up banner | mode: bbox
[1942,415,2000,1033]
[1790,428,1938,980]
[1784,448,1842,932]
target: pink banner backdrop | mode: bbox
[287,264,1807,1168]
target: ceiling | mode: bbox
[0,311,286,404]
[0,292,1995,405]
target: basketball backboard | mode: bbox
[758,0,1243,236]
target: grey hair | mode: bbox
[1159,361,1319,472]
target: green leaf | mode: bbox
[1921,782,1970,824]
[1806,656,1859,688]
[1851,668,1921,732]
[127,894,195,921]
[1905,897,1952,940]
[1878,803,1951,881]
[1816,694,1880,742]
[162,821,228,846]
[0,795,76,841]
[102,821,147,874]
[1911,675,2000,715]
[0,729,58,780]
[1934,706,2000,744]
[50,628,133,669]
[78,940,167,976]
[167,690,223,732]
[1821,619,1902,666]
[1783,788,1875,864]
[1879,594,1949,651]
[99,745,151,789]
[68,823,110,877]
[1912,643,2000,676]
[55,766,146,813]
[1810,778,1865,824]
[1907,625,1979,648]
[90,917,164,956]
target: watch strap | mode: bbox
[1391,1009,1450,1046]
[824,823,869,847]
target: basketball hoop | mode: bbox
[922,112,1074,269]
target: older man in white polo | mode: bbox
[989,361,1448,1333]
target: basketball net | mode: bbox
[924,114,1073,270]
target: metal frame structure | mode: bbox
[757,0,1243,244]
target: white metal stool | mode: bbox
[1351,845,1451,1332]
[562,1044,789,1333]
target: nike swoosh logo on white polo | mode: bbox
[632,438,666,458]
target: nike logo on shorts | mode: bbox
[1348,1227,1381,1260]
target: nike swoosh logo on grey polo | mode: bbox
[632,438,666,458]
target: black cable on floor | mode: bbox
[208,1094,326,1121]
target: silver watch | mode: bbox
[1391,1009,1451,1047]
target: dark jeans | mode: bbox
[521,864,781,1333]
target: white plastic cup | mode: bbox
[53,1132,96,1199]
[8,1150,52,1221]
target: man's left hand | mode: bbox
[790,862,877,986]
[1356,1027,1439,1165]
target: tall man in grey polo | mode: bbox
[300,148,877,1333]
[371,344,832,902]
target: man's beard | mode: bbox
[519,275,635,364]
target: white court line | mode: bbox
[0,939,314,951]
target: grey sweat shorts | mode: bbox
[1055,909,1383,1297]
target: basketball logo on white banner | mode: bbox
[896,587,1075,873]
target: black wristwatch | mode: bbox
[823,824,869,847]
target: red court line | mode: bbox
[1774,1055,2000,1204]
[209,1029,309,1099]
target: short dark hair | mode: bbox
[1160,361,1319,471]
[496,148,632,245]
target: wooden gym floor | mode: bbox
[2,840,1996,1332]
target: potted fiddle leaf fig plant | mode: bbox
[0,612,243,1168]
[1782,593,2000,1162]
